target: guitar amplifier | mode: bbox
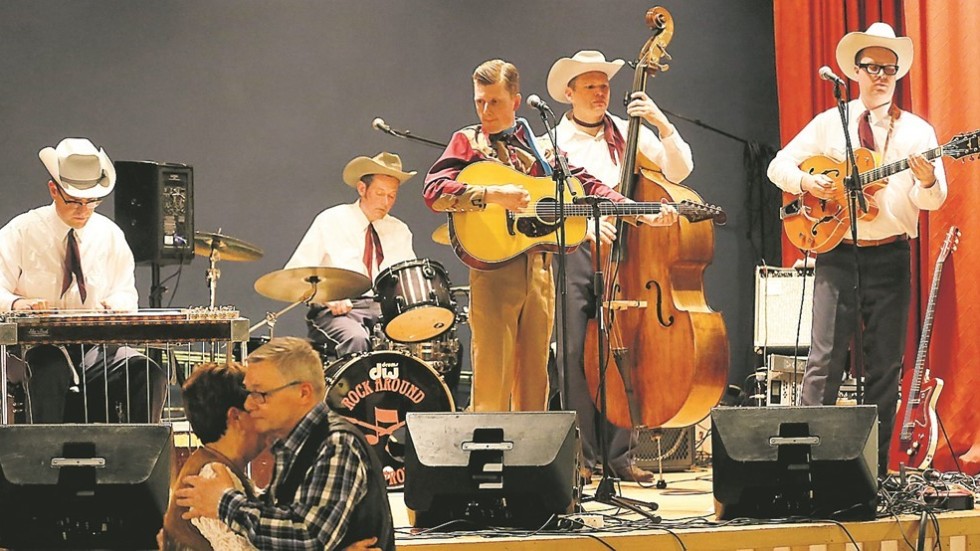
[753,266,813,350]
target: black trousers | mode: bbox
[7,344,166,424]
[551,245,637,475]
[802,239,911,473]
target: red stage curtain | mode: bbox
[774,0,907,266]
[903,1,980,474]
[771,1,980,473]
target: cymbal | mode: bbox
[194,231,264,262]
[431,223,451,246]
[254,266,372,303]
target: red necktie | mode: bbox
[62,229,87,303]
[363,223,384,279]
[858,110,877,151]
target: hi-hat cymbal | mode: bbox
[254,266,371,303]
[431,223,451,246]
[194,231,264,262]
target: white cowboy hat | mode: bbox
[342,151,416,188]
[38,138,116,199]
[547,50,625,104]
[835,22,913,81]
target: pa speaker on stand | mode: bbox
[114,160,195,307]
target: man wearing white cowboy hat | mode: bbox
[545,49,694,482]
[768,22,947,473]
[423,59,677,415]
[285,152,417,358]
[0,137,167,423]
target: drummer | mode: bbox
[285,152,417,357]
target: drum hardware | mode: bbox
[194,230,264,309]
[252,266,373,341]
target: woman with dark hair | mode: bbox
[162,362,264,550]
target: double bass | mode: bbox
[583,6,729,429]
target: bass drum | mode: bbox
[324,350,455,488]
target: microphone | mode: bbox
[526,94,553,115]
[818,66,846,86]
[372,117,393,134]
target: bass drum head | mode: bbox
[324,351,455,488]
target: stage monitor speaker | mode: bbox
[0,424,171,549]
[114,160,194,265]
[404,411,579,529]
[712,405,878,521]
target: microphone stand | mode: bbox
[831,79,866,406]
[533,106,573,415]
[535,107,659,519]
[374,122,447,150]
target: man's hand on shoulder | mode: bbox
[174,463,236,520]
[344,537,381,551]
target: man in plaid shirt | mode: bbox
[176,337,394,550]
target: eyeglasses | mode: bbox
[56,186,103,209]
[245,381,301,404]
[858,63,899,76]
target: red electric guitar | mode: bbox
[895,225,960,469]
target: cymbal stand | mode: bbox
[206,245,221,309]
[249,277,321,337]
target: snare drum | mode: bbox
[374,259,455,343]
[324,350,454,488]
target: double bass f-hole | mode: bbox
[646,280,674,327]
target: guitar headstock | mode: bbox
[943,130,980,160]
[678,200,727,225]
[938,225,961,263]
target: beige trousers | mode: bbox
[468,253,555,412]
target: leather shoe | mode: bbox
[579,466,594,485]
[617,464,655,483]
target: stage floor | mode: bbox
[389,467,980,550]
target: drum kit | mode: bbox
[194,228,468,488]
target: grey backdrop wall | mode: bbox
[0,0,779,393]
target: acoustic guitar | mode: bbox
[449,161,725,269]
[781,130,979,253]
[895,225,959,469]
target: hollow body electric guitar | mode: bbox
[448,161,725,270]
[895,226,960,469]
[781,130,979,253]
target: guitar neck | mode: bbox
[905,258,946,406]
[562,202,669,217]
[860,145,943,185]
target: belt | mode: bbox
[841,235,907,247]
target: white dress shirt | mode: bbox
[768,99,947,240]
[285,201,416,283]
[0,204,139,311]
[552,112,694,189]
